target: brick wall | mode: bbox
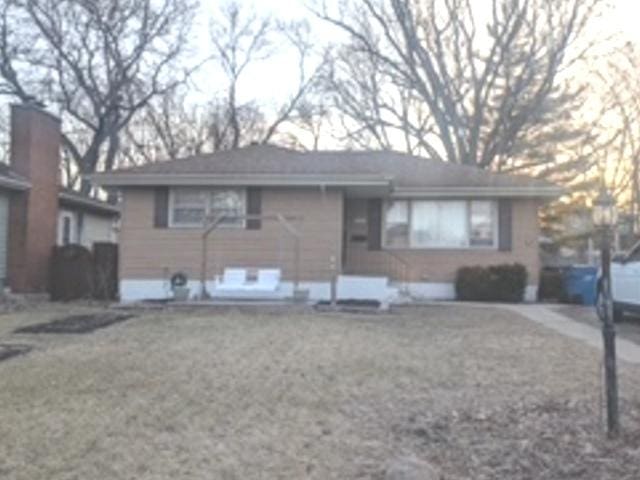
[343,198,541,286]
[119,187,343,283]
[7,104,61,293]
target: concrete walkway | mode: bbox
[503,304,640,365]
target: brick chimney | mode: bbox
[7,103,61,293]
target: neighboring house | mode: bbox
[0,163,31,289]
[58,189,119,248]
[91,144,562,303]
[0,103,119,293]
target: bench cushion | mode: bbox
[257,269,281,288]
[222,268,247,286]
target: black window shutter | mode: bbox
[153,187,169,228]
[498,199,513,251]
[246,187,262,230]
[367,199,382,251]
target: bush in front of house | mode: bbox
[455,263,528,302]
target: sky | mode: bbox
[3,0,640,161]
[189,0,640,109]
[188,0,330,108]
[611,0,640,42]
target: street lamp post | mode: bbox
[593,187,620,437]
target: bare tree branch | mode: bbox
[315,0,601,169]
[0,0,196,192]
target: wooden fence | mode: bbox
[49,242,118,301]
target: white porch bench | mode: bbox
[211,268,285,299]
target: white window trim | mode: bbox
[168,188,206,228]
[168,187,247,229]
[382,199,499,250]
[210,188,247,229]
[468,200,498,249]
[58,211,77,246]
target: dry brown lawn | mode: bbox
[1,304,639,479]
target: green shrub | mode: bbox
[455,263,528,302]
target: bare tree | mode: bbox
[290,100,329,151]
[316,0,600,169]
[585,43,640,230]
[321,42,434,153]
[207,1,321,150]
[121,91,215,166]
[0,0,195,191]
[121,87,271,164]
[122,1,324,163]
[535,40,640,251]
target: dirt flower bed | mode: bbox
[1,304,639,479]
[14,312,135,334]
[0,344,31,362]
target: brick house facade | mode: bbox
[91,145,562,303]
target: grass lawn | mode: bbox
[1,304,640,479]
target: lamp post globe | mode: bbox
[593,188,618,228]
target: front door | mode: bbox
[343,199,370,273]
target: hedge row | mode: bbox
[455,263,528,302]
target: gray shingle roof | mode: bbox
[58,188,120,216]
[91,144,561,196]
[0,163,30,191]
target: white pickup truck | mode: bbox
[599,241,640,322]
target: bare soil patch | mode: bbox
[315,299,383,313]
[0,344,31,362]
[14,312,134,334]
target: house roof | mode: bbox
[0,163,31,191]
[0,161,119,214]
[88,144,563,198]
[58,189,120,217]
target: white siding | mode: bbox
[57,209,79,245]
[57,208,117,248]
[82,213,117,246]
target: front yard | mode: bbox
[1,304,640,479]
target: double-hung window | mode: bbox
[170,188,246,228]
[469,200,496,247]
[384,200,410,247]
[383,199,497,249]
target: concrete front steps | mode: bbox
[336,275,402,304]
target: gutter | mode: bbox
[58,191,120,215]
[85,173,564,198]
[86,173,394,188]
[0,175,31,191]
[392,186,566,198]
